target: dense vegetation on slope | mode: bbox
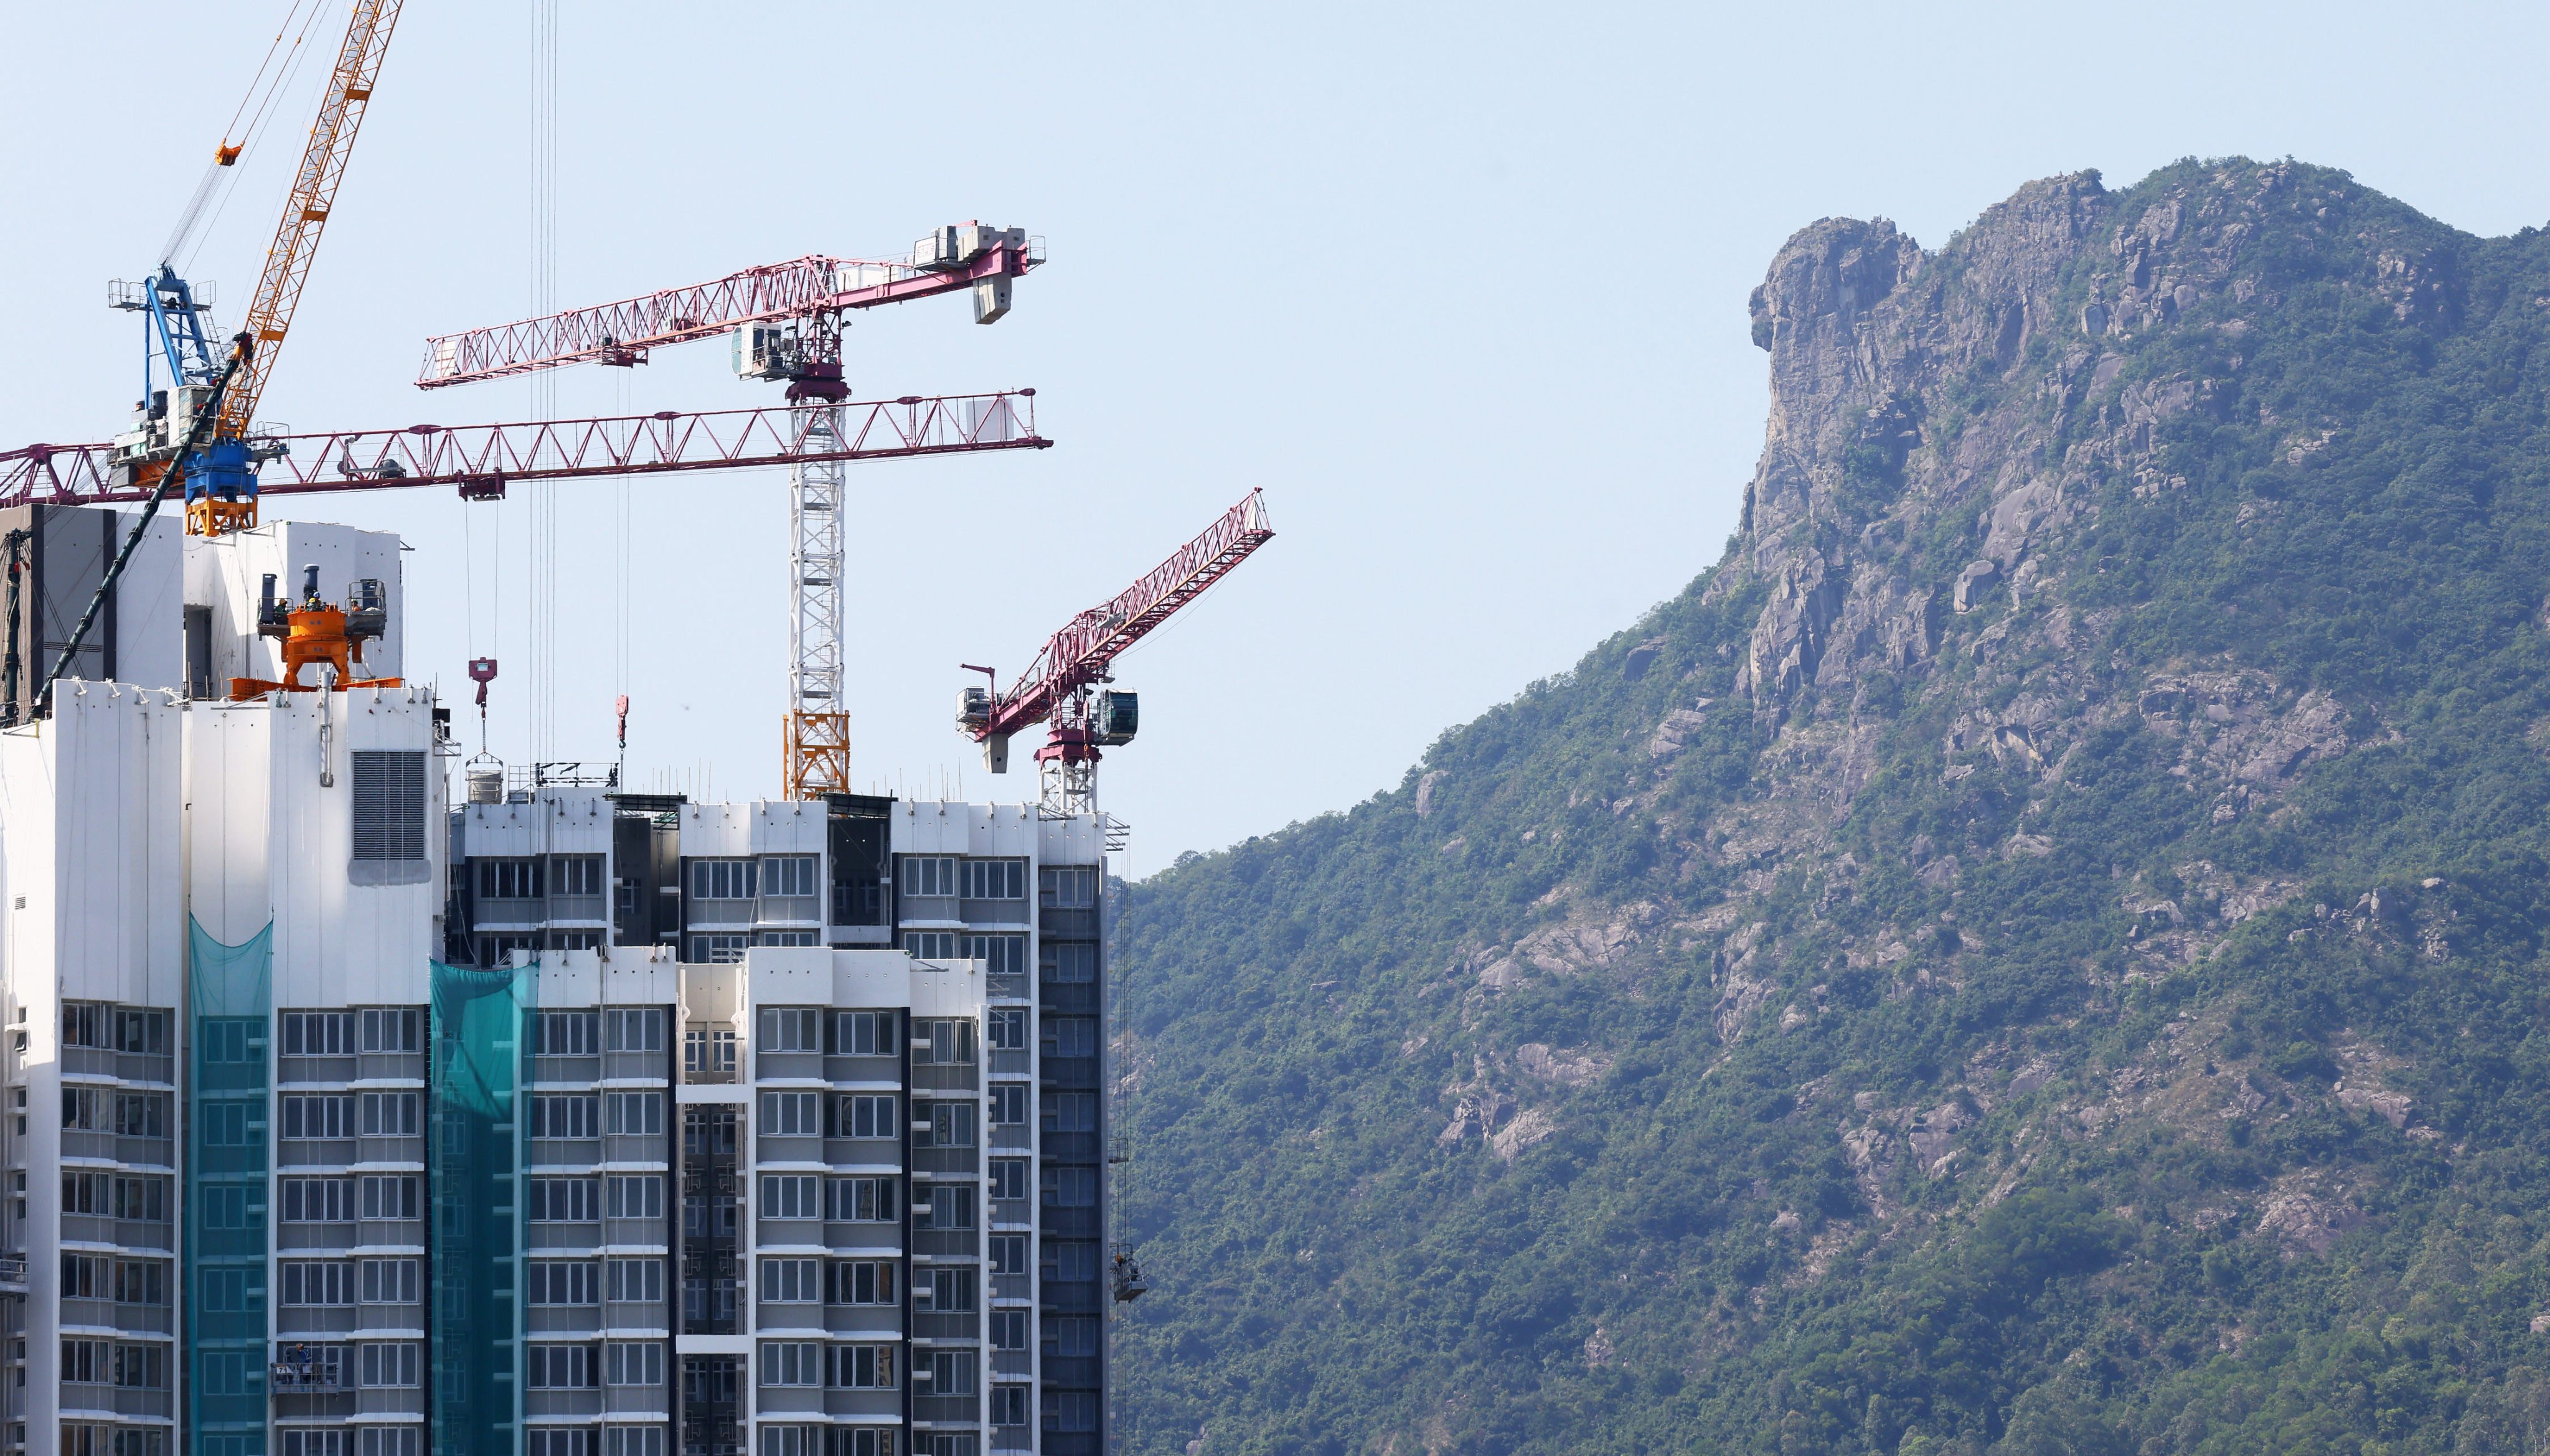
[1107,159,2550,1455]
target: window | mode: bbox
[358,1342,420,1389]
[282,1178,352,1224]
[961,860,1025,899]
[834,1094,896,1139]
[989,1160,1028,1203]
[1041,1091,1097,1133]
[64,1253,106,1300]
[1041,1241,1099,1285]
[281,1011,351,1054]
[527,1435,594,1456]
[606,1259,663,1303]
[199,1099,250,1147]
[112,1010,167,1054]
[359,1259,420,1305]
[529,1094,599,1139]
[756,928,818,947]
[605,1008,662,1052]
[479,857,545,899]
[606,1091,663,1136]
[901,931,957,961]
[900,857,956,897]
[763,856,817,897]
[826,1345,896,1390]
[989,1234,1027,1277]
[759,1342,821,1387]
[915,1100,976,1149]
[359,1008,420,1053]
[606,1175,663,1220]
[111,1261,167,1306]
[110,1344,166,1389]
[605,1341,664,1387]
[61,1087,100,1130]
[956,932,1026,973]
[990,1386,1030,1427]
[689,860,757,899]
[62,1003,107,1048]
[528,1010,600,1055]
[280,1262,353,1307]
[78,1174,168,1223]
[351,751,426,863]
[1041,941,1096,983]
[684,1026,738,1075]
[360,1175,420,1220]
[200,1186,255,1233]
[915,1019,976,1066]
[477,934,537,968]
[280,1094,353,1140]
[687,934,748,965]
[760,1091,819,1136]
[1040,1317,1099,1360]
[360,1091,419,1137]
[1038,865,1096,909]
[527,1178,600,1223]
[1040,1017,1098,1059]
[987,1009,1026,1052]
[602,1429,663,1456]
[760,1429,819,1456]
[824,1261,896,1307]
[989,1311,1027,1351]
[987,1084,1027,1126]
[918,1350,976,1398]
[525,1344,593,1389]
[113,1093,167,1137]
[827,1010,895,1055]
[201,1018,256,1063]
[526,1262,598,1307]
[916,1185,974,1231]
[553,855,605,896]
[759,1259,820,1303]
[359,1429,421,1456]
[1041,1165,1098,1208]
[759,1176,820,1219]
[283,1434,344,1456]
[760,1008,821,1053]
[826,1178,897,1223]
[1043,1389,1099,1432]
[918,1266,976,1313]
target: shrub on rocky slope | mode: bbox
[1111,158,2550,1455]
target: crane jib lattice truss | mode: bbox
[0,393,1045,507]
[417,238,1043,387]
[972,489,1274,744]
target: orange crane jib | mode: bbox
[201,0,405,537]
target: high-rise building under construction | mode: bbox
[0,504,1110,1456]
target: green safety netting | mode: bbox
[430,959,532,1456]
[186,919,273,1456]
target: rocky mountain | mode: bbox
[1108,159,2550,1455]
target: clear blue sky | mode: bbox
[4,1,2546,869]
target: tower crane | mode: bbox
[416,228,1045,801]
[112,0,407,538]
[956,490,1275,815]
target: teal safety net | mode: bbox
[186,919,273,1456]
[431,960,528,1456]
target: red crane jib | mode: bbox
[974,489,1274,742]
[0,393,1045,507]
[417,243,1041,388]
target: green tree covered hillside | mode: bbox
[1109,159,2550,1455]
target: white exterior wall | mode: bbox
[0,685,187,1445]
[189,689,444,1008]
[184,522,408,690]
